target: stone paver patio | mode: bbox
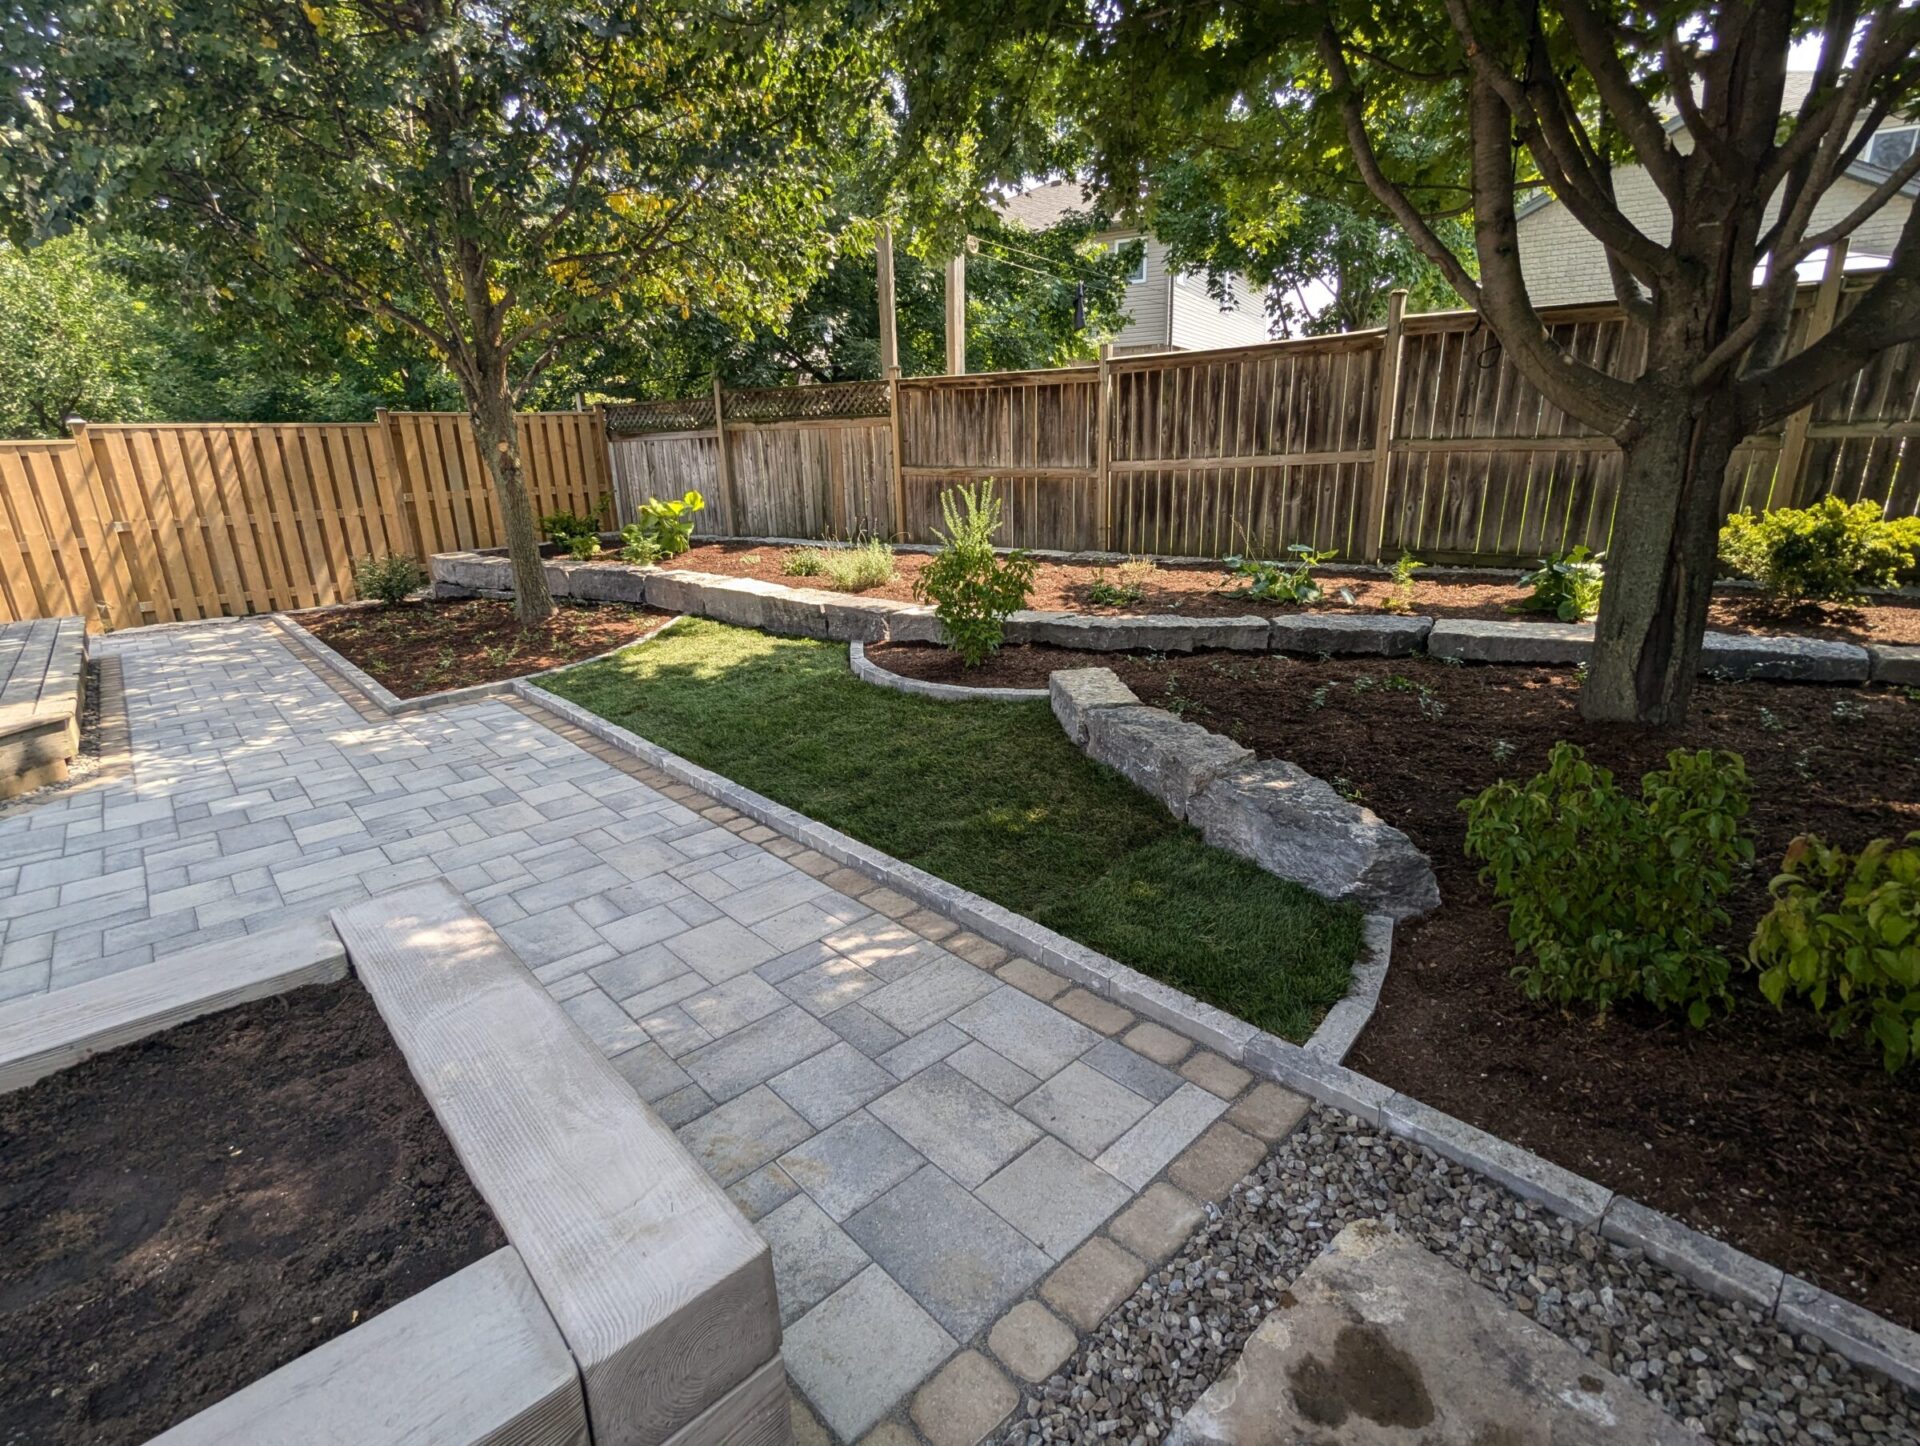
[0,619,1281,1443]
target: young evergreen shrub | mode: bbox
[1461,741,1753,1025]
[1719,497,1920,601]
[1750,832,1920,1073]
[820,538,895,592]
[912,481,1037,666]
[353,554,428,606]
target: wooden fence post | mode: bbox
[591,405,623,527]
[1775,238,1849,509]
[372,409,428,562]
[887,365,909,542]
[1360,290,1408,561]
[1096,344,1114,554]
[711,376,742,536]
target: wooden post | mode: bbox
[1775,238,1849,510]
[877,223,900,379]
[1360,290,1408,561]
[711,376,741,536]
[1096,344,1114,553]
[887,365,909,542]
[945,253,966,375]
[372,408,429,562]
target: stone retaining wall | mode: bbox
[429,550,1915,681]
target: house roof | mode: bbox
[995,179,1106,232]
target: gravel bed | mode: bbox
[1004,1108,1919,1445]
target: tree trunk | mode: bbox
[467,378,555,626]
[1580,400,1739,726]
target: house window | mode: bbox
[1121,244,1147,284]
[1868,124,1918,171]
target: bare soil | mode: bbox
[0,981,505,1446]
[296,598,671,698]
[865,641,1920,1329]
[659,541,1920,643]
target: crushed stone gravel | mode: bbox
[1000,1107,1919,1445]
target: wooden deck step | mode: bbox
[0,616,88,799]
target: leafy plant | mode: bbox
[1719,498,1920,602]
[1087,569,1145,607]
[1511,546,1604,621]
[1385,551,1426,614]
[352,553,428,606]
[540,509,600,546]
[566,531,601,561]
[631,490,706,557]
[618,525,662,566]
[912,481,1038,667]
[1461,741,1754,1025]
[783,547,827,577]
[1750,833,1920,1073]
[1221,544,1342,606]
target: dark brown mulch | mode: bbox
[867,641,1920,1330]
[295,598,671,698]
[660,541,1920,643]
[0,982,505,1446]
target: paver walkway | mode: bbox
[0,620,1290,1443]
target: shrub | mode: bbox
[617,524,662,565]
[1461,741,1753,1025]
[353,553,428,606]
[1221,544,1341,605]
[629,489,705,557]
[819,538,895,592]
[566,532,601,561]
[1385,552,1425,614]
[1749,832,1920,1072]
[540,509,599,545]
[913,481,1037,666]
[1088,557,1154,608]
[1511,546,1603,621]
[1718,497,1920,602]
[782,547,827,577]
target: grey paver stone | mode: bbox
[867,1062,1042,1188]
[588,942,688,1000]
[822,1001,908,1058]
[944,1041,1041,1104]
[987,1301,1078,1384]
[1121,1020,1193,1067]
[861,953,1000,1035]
[755,1193,871,1325]
[776,951,883,1016]
[976,1137,1133,1260]
[845,1165,1051,1340]
[950,987,1100,1078]
[681,972,788,1038]
[496,905,604,966]
[910,1351,1018,1446]
[609,1040,692,1103]
[1080,1037,1182,1104]
[1015,1059,1155,1159]
[680,1004,837,1101]
[1040,1237,1147,1331]
[1095,1083,1229,1189]
[665,915,781,982]
[652,1082,715,1128]
[628,1001,712,1058]
[1168,1121,1267,1203]
[1107,1181,1205,1263]
[769,1041,897,1128]
[675,1083,813,1185]
[779,1108,926,1221]
[824,917,947,982]
[781,1265,957,1443]
[718,871,830,927]
[725,1162,799,1223]
[559,986,649,1056]
[1054,987,1134,1036]
[756,939,836,985]
[751,897,867,952]
[877,1020,967,1079]
[1179,1050,1252,1099]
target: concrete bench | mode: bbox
[0,616,87,798]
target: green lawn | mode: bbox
[545,618,1360,1040]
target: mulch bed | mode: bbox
[0,981,504,1445]
[866,641,1920,1330]
[296,597,671,698]
[660,541,1920,644]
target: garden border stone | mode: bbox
[514,678,1920,1400]
[1427,617,1595,664]
[1867,642,1920,684]
[848,640,1048,702]
[1599,1196,1784,1313]
[1268,612,1432,656]
[1698,631,1870,681]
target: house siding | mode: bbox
[1102,235,1268,352]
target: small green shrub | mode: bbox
[540,509,599,545]
[782,547,827,577]
[913,481,1038,667]
[567,532,601,561]
[1749,832,1920,1073]
[1461,741,1754,1025]
[1088,570,1144,607]
[617,524,662,565]
[1719,497,1920,602]
[819,538,895,592]
[1511,546,1604,621]
[631,490,706,557]
[1221,544,1341,606]
[1385,552,1425,614]
[353,553,428,606]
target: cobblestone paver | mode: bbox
[0,620,1262,1444]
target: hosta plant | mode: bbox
[1749,832,1920,1073]
[1511,546,1604,621]
[1221,544,1345,606]
[632,490,706,557]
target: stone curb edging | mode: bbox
[273,610,681,716]
[513,678,1920,1397]
[848,640,1049,702]
[430,549,1908,682]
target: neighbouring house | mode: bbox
[997,180,1270,354]
[1516,71,1915,305]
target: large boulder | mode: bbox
[1050,668,1141,745]
[1083,706,1254,818]
[1870,642,1920,685]
[565,561,653,604]
[1187,760,1439,919]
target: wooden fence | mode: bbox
[0,410,609,629]
[609,274,1920,564]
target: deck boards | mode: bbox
[0,616,87,797]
